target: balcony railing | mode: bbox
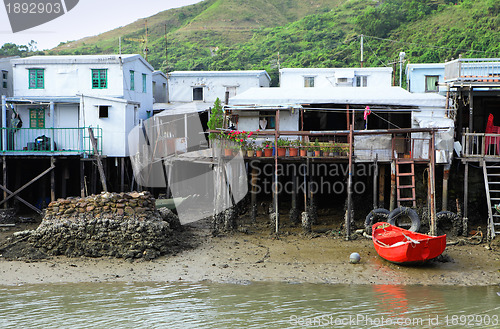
[444,58,500,82]
[462,132,500,158]
[0,127,102,155]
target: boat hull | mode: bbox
[372,222,446,264]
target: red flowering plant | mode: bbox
[219,130,259,150]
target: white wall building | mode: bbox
[406,63,446,95]
[166,70,271,104]
[3,54,154,157]
[279,67,393,89]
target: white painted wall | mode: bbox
[168,71,271,104]
[152,71,168,103]
[406,63,445,95]
[81,95,130,157]
[10,55,155,156]
[279,67,393,88]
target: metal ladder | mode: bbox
[482,161,500,240]
[396,158,416,208]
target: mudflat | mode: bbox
[1,220,499,286]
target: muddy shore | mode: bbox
[1,219,499,287]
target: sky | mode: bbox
[0,0,204,50]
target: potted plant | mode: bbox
[321,146,332,157]
[255,144,263,157]
[263,142,273,157]
[276,138,289,157]
[289,139,299,157]
[313,139,321,157]
[300,141,308,157]
[246,143,255,157]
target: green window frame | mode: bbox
[29,69,44,89]
[29,109,45,128]
[142,73,147,93]
[130,70,135,91]
[92,69,107,89]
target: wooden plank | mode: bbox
[88,128,108,192]
[0,184,42,214]
[0,164,55,207]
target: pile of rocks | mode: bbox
[29,191,179,260]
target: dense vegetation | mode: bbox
[2,0,499,86]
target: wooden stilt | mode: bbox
[80,158,85,198]
[463,161,469,236]
[50,157,55,202]
[346,123,354,240]
[379,164,386,208]
[429,132,437,236]
[88,127,108,192]
[390,161,396,211]
[373,156,378,209]
[3,156,7,209]
[121,157,125,192]
[442,164,451,211]
[250,163,258,223]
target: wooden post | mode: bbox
[88,127,108,192]
[50,157,56,202]
[442,164,451,211]
[274,109,280,234]
[250,163,258,223]
[346,123,354,240]
[469,87,473,131]
[463,161,469,236]
[390,161,396,211]
[373,155,378,209]
[80,158,85,198]
[2,156,6,209]
[429,131,437,236]
[379,164,386,208]
[121,157,125,192]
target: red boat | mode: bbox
[372,222,446,264]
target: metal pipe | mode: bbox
[390,161,396,211]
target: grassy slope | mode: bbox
[50,0,499,73]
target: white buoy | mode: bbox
[350,252,360,264]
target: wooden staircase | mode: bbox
[396,159,416,208]
[482,161,500,240]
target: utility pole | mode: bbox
[360,34,364,68]
[399,51,405,87]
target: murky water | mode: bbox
[0,282,498,328]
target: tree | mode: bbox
[207,98,224,141]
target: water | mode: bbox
[0,282,498,328]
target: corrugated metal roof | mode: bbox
[168,70,271,80]
[229,86,445,108]
[11,54,154,71]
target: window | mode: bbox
[259,111,276,129]
[142,73,147,93]
[356,76,367,87]
[130,70,135,91]
[29,69,44,89]
[304,77,315,88]
[29,109,45,128]
[98,105,109,118]
[425,75,439,93]
[92,69,107,89]
[193,87,203,101]
[226,86,237,98]
[1,71,6,89]
[337,77,348,83]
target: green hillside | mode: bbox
[46,0,499,83]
